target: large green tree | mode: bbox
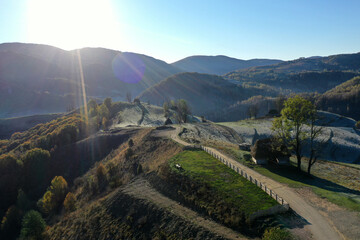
[0,154,22,211]
[20,210,46,240]
[175,99,191,123]
[272,95,322,173]
[22,148,51,198]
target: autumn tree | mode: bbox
[50,176,68,203]
[38,176,68,214]
[99,104,110,119]
[103,97,112,111]
[56,124,78,145]
[272,95,322,173]
[88,99,99,117]
[63,192,76,212]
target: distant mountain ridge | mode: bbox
[225,52,360,93]
[172,55,283,75]
[0,42,182,117]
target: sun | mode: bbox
[25,0,122,50]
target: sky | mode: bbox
[1,0,360,63]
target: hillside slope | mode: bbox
[0,43,182,117]
[316,76,360,120]
[225,53,360,93]
[138,72,279,121]
[172,55,282,75]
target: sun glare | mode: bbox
[25,0,122,50]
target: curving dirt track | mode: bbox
[166,126,342,240]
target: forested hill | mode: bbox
[138,72,279,121]
[225,52,360,93]
[316,76,360,120]
[0,43,182,118]
[172,55,282,75]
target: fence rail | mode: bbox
[192,145,288,206]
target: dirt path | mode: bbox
[167,126,342,240]
[123,178,248,240]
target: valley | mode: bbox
[0,43,360,240]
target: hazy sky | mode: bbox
[1,0,360,63]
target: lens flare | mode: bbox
[112,52,146,84]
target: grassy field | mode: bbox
[211,145,360,212]
[169,149,278,216]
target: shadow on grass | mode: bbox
[277,209,310,230]
[263,162,360,197]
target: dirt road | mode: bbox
[123,178,248,240]
[167,126,342,240]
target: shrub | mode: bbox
[136,164,143,175]
[133,98,140,105]
[128,139,134,147]
[125,148,134,160]
[96,163,108,192]
[20,210,46,240]
[63,192,76,212]
[262,227,292,240]
[355,121,360,129]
